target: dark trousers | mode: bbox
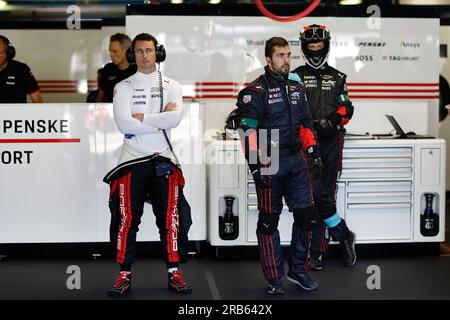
[108,157,192,267]
[311,133,344,253]
[253,153,313,280]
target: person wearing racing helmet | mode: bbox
[291,24,356,270]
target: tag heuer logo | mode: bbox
[243,95,252,103]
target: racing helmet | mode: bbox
[224,108,241,140]
[299,24,331,69]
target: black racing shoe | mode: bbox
[108,272,131,297]
[287,271,319,291]
[340,231,356,267]
[168,270,193,294]
[266,279,285,294]
[309,250,323,271]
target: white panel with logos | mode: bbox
[0,103,206,243]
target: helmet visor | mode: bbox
[301,25,329,41]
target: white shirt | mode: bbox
[113,70,183,160]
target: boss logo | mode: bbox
[355,55,374,61]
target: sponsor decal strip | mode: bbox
[349,95,439,99]
[38,80,97,93]
[349,89,439,93]
[348,83,439,86]
[166,171,180,263]
[188,82,439,99]
[194,82,245,86]
[116,173,132,264]
[37,81,440,99]
[184,95,238,99]
[40,90,81,93]
[193,88,241,92]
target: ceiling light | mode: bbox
[339,0,363,5]
[209,0,222,4]
[171,0,183,3]
[0,1,7,9]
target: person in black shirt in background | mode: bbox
[0,35,43,103]
[96,33,137,102]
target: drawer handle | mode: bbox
[347,203,411,210]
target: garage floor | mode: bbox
[0,253,450,300]
[0,200,449,300]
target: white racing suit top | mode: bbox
[113,70,183,164]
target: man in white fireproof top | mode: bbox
[104,33,193,297]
